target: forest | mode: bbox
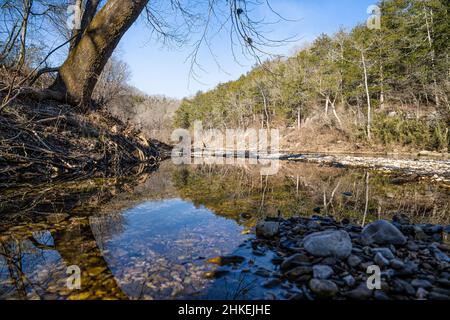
[174,0,450,152]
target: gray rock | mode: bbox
[406,241,419,251]
[361,220,407,245]
[428,292,449,300]
[343,275,356,287]
[430,243,450,263]
[444,225,450,234]
[411,279,432,289]
[280,253,310,272]
[414,226,428,241]
[372,248,395,260]
[303,230,352,259]
[309,279,339,297]
[374,290,390,300]
[393,279,415,296]
[312,265,334,280]
[347,255,363,267]
[306,220,320,230]
[390,259,405,270]
[374,252,390,267]
[429,225,443,234]
[344,284,373,300]
[381,269,396,279]
[437,278,450,288]
[284,266,312,281]
[416,288,428,300]
[256,221,279,238]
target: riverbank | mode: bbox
[210,215,450,300]
[0,99,169,186]
[281,153,450,183]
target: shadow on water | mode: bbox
[0,160,448,299]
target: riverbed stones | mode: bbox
[303,230,352,259]
[390,259,405,269]
[284,266,312,281]
[411,279,433,289]
[312,265,334,280]
[374,253,390,267]
[247,214,450,300]
[347,255,362,267]
[372,247,395,260]
[444,225,450,234]
[343,275,356,287]
[309,279,339,297]
[280,253,310,272]
[344,284,373,300]
[256,221,279,238]
[361,220,407,246]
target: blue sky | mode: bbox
[119,0,376,99]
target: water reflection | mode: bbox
[0,160,448,299]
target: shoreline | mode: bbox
[210,215,450,300]
[280,153,450,183]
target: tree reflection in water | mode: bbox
[0,160,448,299]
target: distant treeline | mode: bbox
[174,0,449,151]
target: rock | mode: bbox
[312,265,334,280]
[256,221,279,238]
[444,225,450,234]
[361,220,407,246]
[284,266,312,281]
[309,279,339,298]
[428,225,443,234]
[313,207,321,214]
[280,253,310,272]
[347,255,363,267]
[307,220,320,230]
[343,275,356,287]
[416,288,428,300]
[428,292,449,300]
[430,243,450,263]
[374,253,390,268]
[207,255,245,266]
[411,279,432,289]
[437,278,450,288]
[381,269,395,280]
[372,248,395,260]
[413,226,428,241]
[303,230,352,259]
[374,291,390,300]
[344,284,373,300]
[406,241,419,251]
[393,214,410,225]
[432,234,443,242]
[392,279,415,296]
[390,259,405,270]
[261,278,282,289]
[320,257,337,266]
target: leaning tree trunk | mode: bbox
[51,0,149,106]
[70,0,101,51]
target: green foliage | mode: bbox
[372,113,449,150]
[173,0,449,151]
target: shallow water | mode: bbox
[0,160,448,299]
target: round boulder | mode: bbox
[361,220,407,246]
[303,230,352,259]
